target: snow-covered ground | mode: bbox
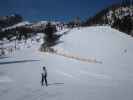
[0,26,133,100]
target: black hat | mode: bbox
[43,66,46,70]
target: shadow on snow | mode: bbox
[0,59,40,65]
[48,82,64,86]
[0,56,9,59]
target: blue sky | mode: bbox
[0,0,121,21]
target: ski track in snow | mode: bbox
[56,70,79,80]
[0,76,13,83]
[79,70,112,80]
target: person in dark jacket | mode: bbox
[41,66,48,86]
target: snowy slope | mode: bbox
[2,21,31,31]
[31,21,60,28]
[1,20,60,32]
[31,21,48,28]
[0,26,133,100]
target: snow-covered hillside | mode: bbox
[1,20,61,32]
[0,26,133,100]
[84,4,133,35]
[106,5,133,25]
[2,21,31,31]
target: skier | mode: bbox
[41,66,48,87]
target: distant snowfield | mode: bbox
[0,26,133,100]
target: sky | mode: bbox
[0,0,121,22]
